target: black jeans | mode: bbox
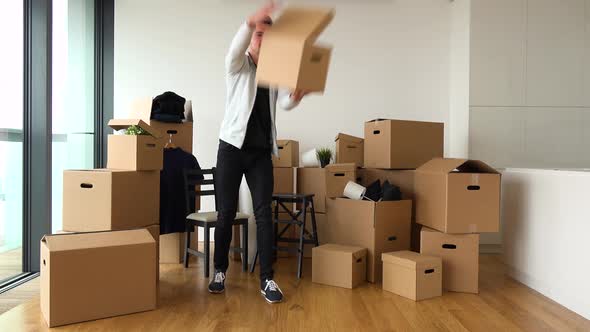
[214,140,274,280]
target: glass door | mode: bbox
[0,1,24,283]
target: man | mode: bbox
[209,2,306,303]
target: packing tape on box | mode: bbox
[472,174,480,185]
[343,181,366,200]
[301,149,320,167]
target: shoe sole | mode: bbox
[260,290,282,303]
[208,288,225,294]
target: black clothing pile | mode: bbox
[151,91,186,123]
[364,180,402,202]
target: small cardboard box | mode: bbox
[297,163,356,213]
[420,227,479,293]
[63,169,159,232]
[364,119,444,169]
[40,229,157,327]
[415,158,501,233]
[382,250,442,301]
[257,7,334,92]
[107,119,163,171]
[273,167,295,194]
[312,244,367,289]
[326,198,412,282]
[130,98,193,153]
[335,133,364,167]
[272,140,299,167]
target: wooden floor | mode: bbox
[0,248,22,282]
[0,254,588,331]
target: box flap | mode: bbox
[416,158,469,174]
[268,7,334,43]
[334,133,363,143]
[325,163,356,173]
[382,250,440,269]
[108,119,162,138]
[42,229,154,252]
[365,118,388,124]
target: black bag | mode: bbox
[151,91,186,123]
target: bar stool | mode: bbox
[250,193,319,279]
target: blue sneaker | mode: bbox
[261,279,283,303]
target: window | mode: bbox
[52,0,96,232]
[0,0,24,283]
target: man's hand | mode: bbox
[290,90,309,102]
[247,1,276,29]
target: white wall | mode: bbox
[502,168,590,320]
[469,0,590,169]
[114,0,468,174]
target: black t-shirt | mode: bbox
[242,86,271,150]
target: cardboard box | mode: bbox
[40,229,157,327]
[273,167,295,194]
[145,225,160,282]
[312,244,367,289]
[272,140,299,167]
[107,119,163,171]
[382,250,442,301]
[414,158,501,233]
[364,119,444,169]
[303,212,326,258]
[335,133,364,167]
[130,98,193,153]
[297,163,356,213]
[326,198,412,282]
[257,7,334,92]
[63,169,159,232]
[420,227,479,293]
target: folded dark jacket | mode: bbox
[151,91,186,123]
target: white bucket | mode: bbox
[301,149,320,167]
[343,181,367,200]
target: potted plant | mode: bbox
[125,125,149,135]
[316,148,333,168]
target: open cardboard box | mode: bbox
[62,169,159,232]
[272,140,300,167]
[297,163,356,213]
[364,119,444,169]
[335,133,364,167]
[257,7,334,92]
[130,98,193,153]
[326,197,412,282]
[107,119,163,171]
[414,158,501,233]
[40,229,157,327]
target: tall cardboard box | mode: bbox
[107,119,163,171]
[414,158,501,233]
[382,251,442,301]
[420,227,479,293]
[40,229,157,327]
[272,140,299,167]
[273,167,295,194]
[130,98,193,153]
[312,244,367,289]
[63,169,159,232]
[297,163,356,213]
[145,225,160,282]
[257,7,334,92]
[335,133,364,167]
[326,198,412,282]
[364,119,443,169]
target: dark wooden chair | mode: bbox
[183,168,250,277]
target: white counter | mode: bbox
[501,168,590,319]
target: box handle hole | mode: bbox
[43,259,46,266]
[467,185,480,191]
[424,269,434,274]
[146,143,156,148]
[373,130,381,135]
[388,236,397,241]
[333,173,345,177]
[346,145,357,149]
[442,244,456,249]
[311,53,322,62]
[356,258,363,263]
[166,130,178,135]
[80,183,93,189]
[278,146,284,150]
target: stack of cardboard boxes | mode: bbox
[42,119,162,327]
[271,140,298,258]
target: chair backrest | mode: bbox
[183,168,217,214]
